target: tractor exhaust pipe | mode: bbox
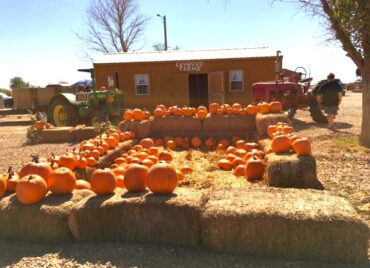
[275,50,281,84]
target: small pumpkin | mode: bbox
[257,102,270,114]
[217,159,233,171]
[124,163,148,192]
[234,164,246,177]
[75,180,91,190]
[58,153,77,170]
[48,167,76,195]
[147,162,178,194]
[245,104,258,115]
[292,137,312,156]
[209,103,220,114]
[90,168,117,195]
[269,101,283,113]
[190,137,202,148]
[158,150,173,162]
[245,156,265,181]
[16,174,48,205]
[140,138,154,149]
[123,110,133,121]
[5,167,19,192]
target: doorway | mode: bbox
[189,74,209,107]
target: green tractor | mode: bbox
[48,69,124,127]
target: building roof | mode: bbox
[93,47,279,64]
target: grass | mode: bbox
[332,135,370,153]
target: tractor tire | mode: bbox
[49,97,79,127]
[87,111,109,126]
[309,96,328,124]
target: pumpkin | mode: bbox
[226,153,238,163]
[116,175,125,188]
[147,146,159,156]
[123,110,133,121]
[180,165,193,174]
[48,167,76,195]
[225,146,236,155]
[142,158,154,168]
[5,167,19,192]
[245,104,258,115]
[235,139,246,149]
[75,180,91,190]
[231,136,241,145]
[176,169,185,181]
[292,137,312,156]
[234,148,247,158]
[166,140,177,150]
[132,109,144,121]
[156,104,167,113]
[245,156,265,180]
[174,137,184,147]
[19,155,53,183]
[267,124,277,138]
[147,162,178,194]
[271,134,291,153]
[124,163,148,192]
[257,102,270,114]
[269,101,283,113]
[190,137,202,148]
[218,139,230,148]
[106,136,118,148]
[281,125,294,135]
[217,159,233,170]
[209,103,220,114]
[34,121,44,130]
[196,109,207,120]
[215,143,226,153]
[90,168,117,195]
[87,156,97,167]
[243,142,260,152]
[0,174,6,197]
[205,137,216,149]
[58,153,77,170]
[234,164,246,176]
[232,103,242,112]
[143,110,151,120]
[153,108,165,117]
[158,150,173,162]
[232,157,246,168]
[16,174,48,205]
[288,132,301,145]
[154,138,164,147]
[140,138,154,149]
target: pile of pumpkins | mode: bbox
[122,101,284,122]
[267,122,312,156]
[0,128,137,205]
[215,138,266,181]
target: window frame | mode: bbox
[134,74,150,96]
[229,70,244,92]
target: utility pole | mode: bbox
[157,14,168,50]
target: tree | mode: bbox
[9,77,30,89]
[272,0,370,147]
[78,0,148,53]
[152,42,181,51]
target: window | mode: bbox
[107,75,114,87]
[135,74,150,95]
[229,70,244,91]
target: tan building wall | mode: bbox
[94,56,282,110]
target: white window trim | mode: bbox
[135,74,150,96]
[229,70,244,92]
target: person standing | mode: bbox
[316,73,343,130]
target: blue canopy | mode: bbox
[71,79,93,87]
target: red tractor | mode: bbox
[252,67,328,123]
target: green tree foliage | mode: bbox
[9,76,30,89]
[0,88,12,96]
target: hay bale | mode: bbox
[0,190,92,243]
[97,139,136,169]
[70,127,97,141]
[151,117,201,136]
[40,127,73,143]
[255,113,289,136]
[121,120,152,139]
[203,114,256,132]
[264,153,323,189]
[201,187,369,262]
[68,188,204,247]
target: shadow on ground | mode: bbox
[291,118,353,132]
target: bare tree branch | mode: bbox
[77,0,148,53]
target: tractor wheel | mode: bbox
[309,96,328,124]
[49,97,78,127]
[88,111,108,126]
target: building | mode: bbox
[93,47,282,110]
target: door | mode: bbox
[208,71,225,104]
[189,74,209,107]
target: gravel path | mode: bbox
[0,92,368,267]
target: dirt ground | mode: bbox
[0,92,368,267]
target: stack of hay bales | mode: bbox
[202,114,255,139]
[151,116,202,137]
[68,188,204,246]
[255,112,289,136]
[201,187,369,262]
[0,190,92,242]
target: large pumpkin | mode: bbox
[16,174,48,205]
[271,134,291,153]
[292,137,312,156]
[124,163,148,192]
[90,168,117,195]
[19,156,53,183]
[48,167,76,195]
[147,162,178,194]
[245,156,265,180]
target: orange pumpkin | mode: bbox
[48,167,76,195]
[75,180,91,190]
[271,134,291,153]
[176,169,185,181]
[34,120,44,130]
[257,102,270,114]
[153,108,164,117]
[132,109,144,121]
[16,174,48,205]
[205,137,216,149]
[147,162,178,194]
[292,137,312,156]
[0,174,6,197]
[197,109,207,120]
[245,156,265,180]
[90,168,117,195]
[58,153,77,170]
[166,140,177,150]
[245,104,258,115]
[4,167,19,192]
[124,163,148,192]
[158,150,173,162]
[217,159,233,171]
[123,110,133,121]
[140,138,154,149]
[209,103,220,114]
[180,165,193,174]
[190,137,202,148]
[234,164,246,176]
[269,101,283,113]
[19,156,53,183]
[267,125,277,138]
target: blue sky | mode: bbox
[0,0,357,88]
